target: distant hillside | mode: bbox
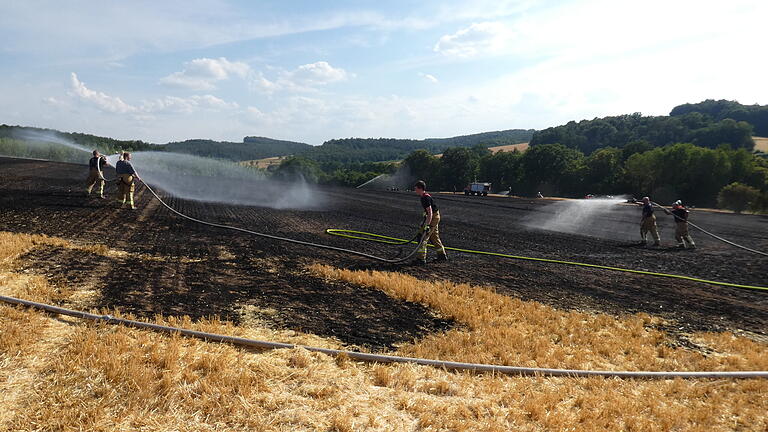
[164,137,311,161]
[302,129,534,164]
[530,112,754,154]
[671,99,768,136]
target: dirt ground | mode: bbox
[1,157,766,350]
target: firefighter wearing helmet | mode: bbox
[115,152,141,209]
[85,149,110,199]
[636,196,661,247]
[668,200,696,249]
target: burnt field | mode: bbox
[1,157,767,350]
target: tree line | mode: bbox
[396,142,768,211]
[530,112,754,155]
[298,129,533,165]
[670,99,768,137]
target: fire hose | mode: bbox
[650,201,768,257]
[103,163,766,290]
[1,158,766,379]
[98,160,429,264]
[325,229,768,292]
[142,181,431,264]
[1,295,765,379]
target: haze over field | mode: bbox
[1,1,766,144]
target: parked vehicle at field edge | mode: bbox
[464,182,491,196]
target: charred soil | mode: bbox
[1,157,766,349]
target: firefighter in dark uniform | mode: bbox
[115,152,141,209]
[668,200,696,249]
[85,150,110,198]
[413,180,448,265]
[636,196,660,247]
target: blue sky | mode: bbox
[1,0,766,144]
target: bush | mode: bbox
[717,182,760,213]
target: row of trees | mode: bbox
[268,156,398,187]
[399,142,768,210]
[530,113,755,155]
[300,129,533,165]
[671,99,768,136]
[0,125,159,155]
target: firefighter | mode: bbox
[636,196,660,247]
[85,150,110,198]
[115,152,141,209]
[413,180,448,265]
[668,200,696,249]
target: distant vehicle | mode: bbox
[584,194,595,199]
[464,182,491,196]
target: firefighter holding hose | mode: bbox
[85,150,110,199]
[115,152,141,209]
[635,196,661,247]
[667,200,696,249]
[413,180,448,265]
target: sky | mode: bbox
[1,0,766,145]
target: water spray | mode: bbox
[8,131,324,210]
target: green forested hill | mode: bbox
[164,137,312,161]
[530,112,754,155]
[670,100,768,136]
[303,129,534,164]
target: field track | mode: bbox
[754,136,768,152]
[1,157,766,350]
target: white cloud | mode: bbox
[140,95,239,114]
[161,57,251,90]
[249,61,351,94]
[419,73,439,84]
[434,21,512,58]
[70,73,136,114]
[70,72,238,116]
[249,72,281,94]
[290,61,350,86]
[42,96,68,108]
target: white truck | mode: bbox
[464,182,491,196]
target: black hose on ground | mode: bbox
[141,181,430,264]
[98,158,429,263]
[651,202,768,257]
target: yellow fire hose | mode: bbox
[325,229,768,292]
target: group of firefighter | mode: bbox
[411,182,696,266]
[82,149,695,265]
[635,196,696,250]
[85,150,141,210]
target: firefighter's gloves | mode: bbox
[421,225,431,233]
